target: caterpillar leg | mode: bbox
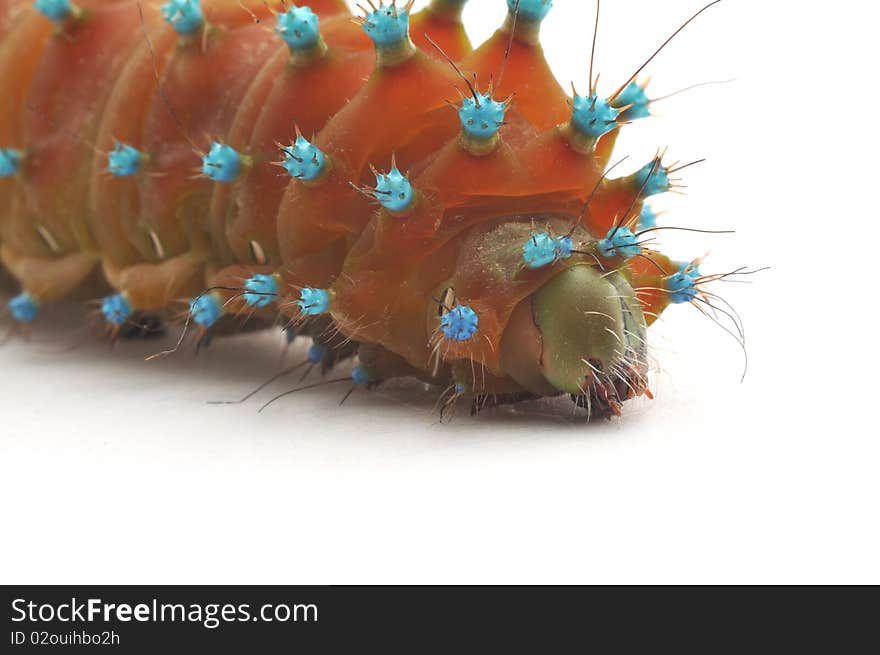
[99,252,205,330]
[1,245,104,322]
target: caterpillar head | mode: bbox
[425,218,649,416]
[501,263,648,414]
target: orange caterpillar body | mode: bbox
[0,0,731,418]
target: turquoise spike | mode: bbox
[34,0,74,22]
[351,365,372,386]
[523,232,556,269]
[682,261,702,279]
[162,0,204,35]
[598,226,641,260]
[674,260,702,281]
[522,232,573,269]
[632,159,670,197]
[308,343,329,364]
[101,294,133,327]
[373,167,414,213]
[555,235,573,259]
[665,266,700,304]
[637,204,658,230]
[281,137,327,182]
[297,288,331,316]
[107,143,143,177]
[190,293,223,328]
[571,93,620,139]
[275,5,321,51]
[441,305,479,342]
[243,274,278,308]
[361,1,411,46]
[0,148,22,177]
[202,143,242,183]
[507,0,552,21]
[459,92,507,141]
[8,292,40,323]
[611,81,651,121]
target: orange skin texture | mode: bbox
[627,249,676,326]
[0,0,27,33]
[90,19,178,269]
[17,2,143,253]
[1,2,148,300]
[318,51,463,177]
[0,8,52,261]
[210,18,374,268]
[138,24,277,258]
[0,1,280,302]
[275,49,464,284]
[95,2,284,309]
[460,24,570,133]
[409,1,471,62]
[284,0,349,19]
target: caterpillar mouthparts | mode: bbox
[0,0,750,420]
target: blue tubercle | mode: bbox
[189,293,223,328]
[351,365,372,386]
[308,343,328,364]
[675,260,702,280]
[507,0,552,22]
[598,227,641,260]
[637,204,657,230]
[107,143,143,177]
[360,2,410,46]
[34,0,74,22]
[454,382,468,395]
[556,236,574,259]
[611,82,651,122]
[633,159,670,197]
[571,93,620,139]
[275,5,321,51]
[522,232,573,269]
[8,292,39,323]
[202,142,242,183]
[373,167,414,213]
[0,148,22,177]
[666,267,700,304]
[297,287,331,316]
[459,92,507,140]
[243,274,278,308]
[441,305,479,342]
[101,294,133,327]
[281,137,326,182]
[161,0,204,35]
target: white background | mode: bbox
[1,0,877,584]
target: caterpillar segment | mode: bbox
[1,0,736,419]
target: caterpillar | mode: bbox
[0,0,751,419]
